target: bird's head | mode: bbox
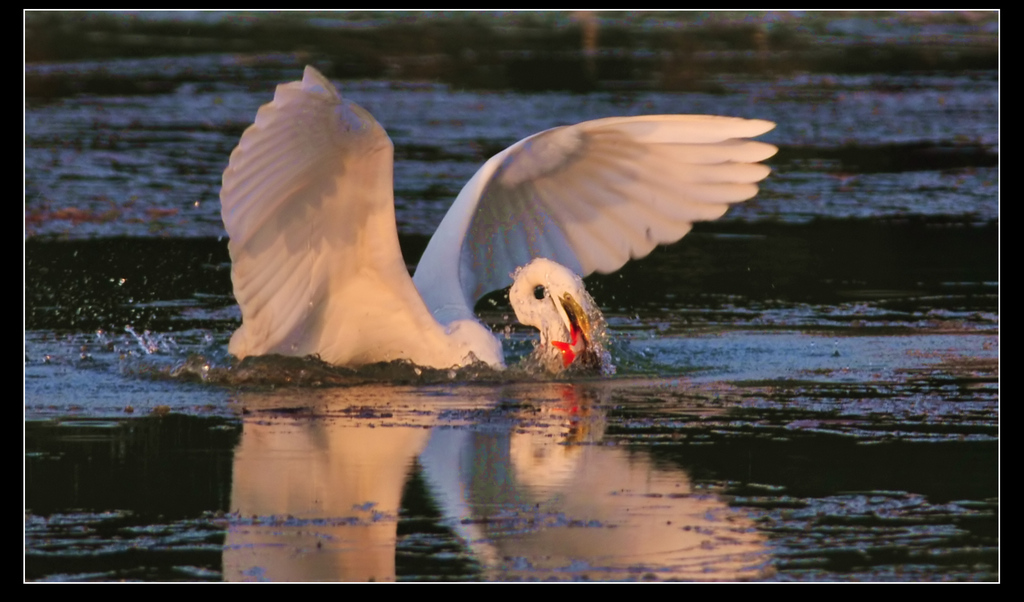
[509,258,609,374]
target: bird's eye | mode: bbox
[533,285,546,300]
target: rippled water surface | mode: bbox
[25,12,998,582]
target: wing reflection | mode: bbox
[421,383,771,581]
[222,386,444,582]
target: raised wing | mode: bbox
[413,115,778,324]
[221,66,449,366]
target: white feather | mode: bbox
[413,113,778,321]
[222,66,501,368]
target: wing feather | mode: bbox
[413,114,777,320]
[222,66,464,366]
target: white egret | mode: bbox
[220,66,776,372]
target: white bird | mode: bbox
[220,66,777,372]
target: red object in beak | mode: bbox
[551,323,581,368]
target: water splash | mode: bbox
[123,325,177,355]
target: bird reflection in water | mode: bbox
[223,383,771,582]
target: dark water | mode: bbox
[25,12,998,582]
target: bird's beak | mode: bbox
[550,292,595,369]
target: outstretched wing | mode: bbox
[412,115,777,324]
[221,66,448,366]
